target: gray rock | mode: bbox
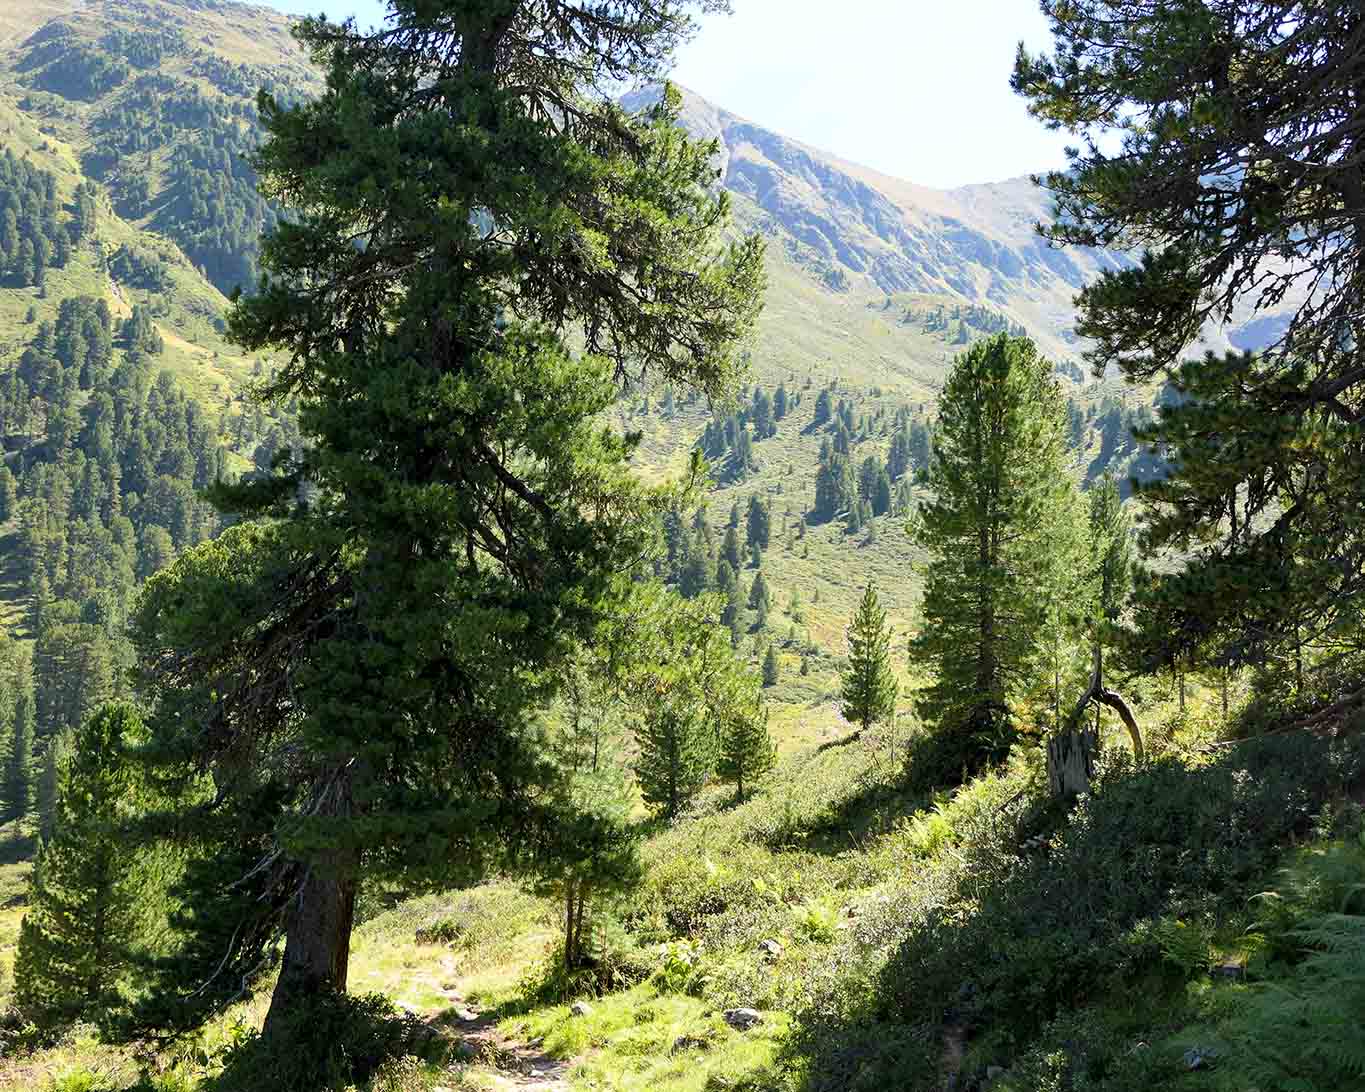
[724,1007,763,1030]
[570,1000,593,1017]
[758,938,784,961]
[1183,1046,1218,1071]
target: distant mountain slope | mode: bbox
[624,84,1287,394]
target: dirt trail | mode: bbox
[433,992,571,1091]
[940,1020,967,1091]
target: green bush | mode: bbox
[903,722,1009,793]
[790,733,1364,1092]
[208,990,429,1092]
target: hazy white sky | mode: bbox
[261,0,1068,189]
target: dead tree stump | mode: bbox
[1047,728,1098,798]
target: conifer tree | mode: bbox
[749,572,771,612]
[2,672,34,835]
[762,642,780,687]
[722,524,742,571]
[131,0,763,1034]
[15,705,148,1029]
[873,468,893,517]
[841,583,898,736]
[813,388,832,427]
[909,335,1072,756]
[718,706,774,803]
[1016,0,1365,675]
[746,494,771,550]
[637,689,713,820]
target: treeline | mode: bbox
[0,152,96,288]
[897,300,1028,344]
[0,295,235,841]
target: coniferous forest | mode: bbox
[0,1,1363,1091]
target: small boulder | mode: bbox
[1183,1046,1218,1071]
[758,938,783,961]
[724,1007,763,1031]
[570,1000,593,1017]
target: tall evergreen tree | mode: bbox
[131,1,763,1035]
[749,571,771,612]
[762,642,780,687]
[746,494,770,550]
[722,524,742,571]
[1016,0,1365,677]
[1,658,34,834]
[636,689,713,819]
[14,705,149,1029]
[909,335,1073,754]
[840,583,898,736]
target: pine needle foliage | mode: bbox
[129,0,764,1033]
[14,704,151,1029]
[1016,0,1365,671]
[719,705,774,803]
[909,334,1072,750]
[841,583,898,736]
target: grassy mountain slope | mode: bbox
[0,0,1175,751]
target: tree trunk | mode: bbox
[564,884,577,971]
[262,766,359,1039]
[1049,642,1144,798]
[1047,728,1098,798]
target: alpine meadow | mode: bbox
[0,1,1362,1090]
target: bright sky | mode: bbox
[260,0,1068,189]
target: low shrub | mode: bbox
[789,733,1365,1092]
[208,990,430,1092]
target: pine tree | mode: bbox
[749,572,771,612]
[130,4,764,1035]
[746,494,771,550]
[718,707,774,803]
[722,524,742,571]
[813,387,832,427]
[15,705,148,1029]
[722,579,745,648]
[909,335,1073,755]
[762,642,780,687]
[1016,1,1365,674]
[638,682,720,819]
[841,584,898,736]
[2,669,34,835]
[873,469,892,517]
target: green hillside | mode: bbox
[0,5,1359,1092]
[0,0,1159,757]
